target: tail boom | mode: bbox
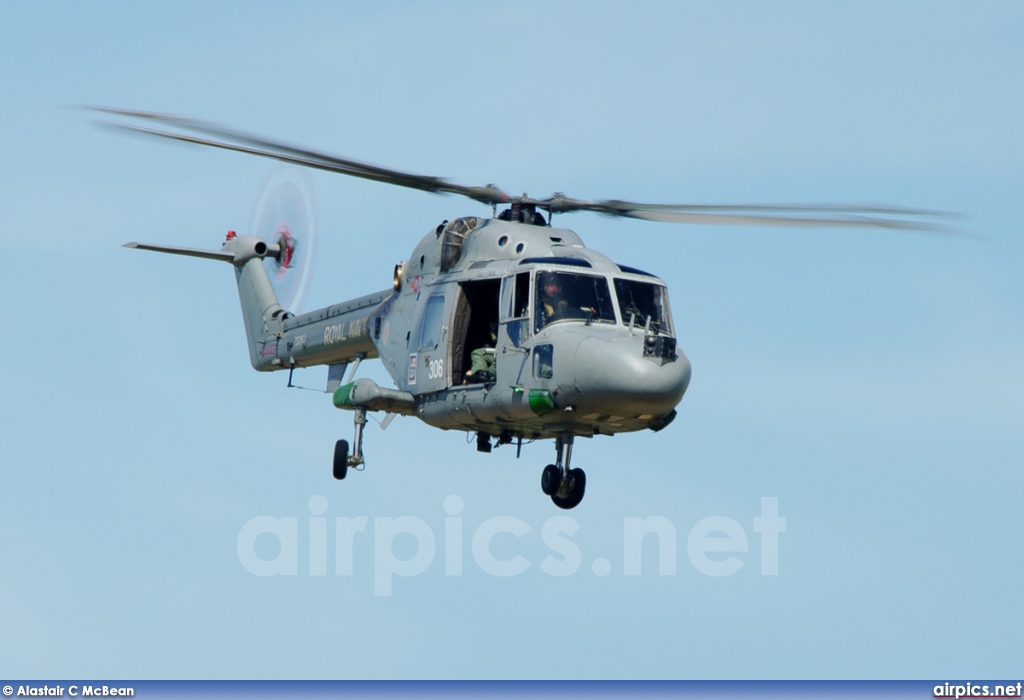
[125,235,389,372]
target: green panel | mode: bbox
[333,382,354,408]
[528,389,555,416]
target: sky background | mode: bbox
[2,0,1022,680]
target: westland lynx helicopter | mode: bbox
[98,108,951,509]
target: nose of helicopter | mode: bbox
[571,335,691,417]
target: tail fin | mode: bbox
[124,234,286,371]
[232,245,287,370]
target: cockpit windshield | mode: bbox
[535,271,616,332]
[614,278,672,334]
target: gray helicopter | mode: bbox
[98,108,952,509]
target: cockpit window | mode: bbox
[535,271,616,332]
[614,279,672,334]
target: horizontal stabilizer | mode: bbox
[123,241,235,262]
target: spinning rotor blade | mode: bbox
[250,168,319,314]
[91,107,510,206]
[531,196,957,232]
[93,106,959,233]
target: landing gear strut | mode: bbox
[541,433,586,509]
[332,408,367,480]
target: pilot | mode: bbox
[538,275,568,327]
[467,321,498,383]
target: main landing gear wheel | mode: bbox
[331,408,366,481]
[552,468,586,510]
[333,439,349,480]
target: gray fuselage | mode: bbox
[237,217,691,441]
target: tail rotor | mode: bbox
[250,168,319,314]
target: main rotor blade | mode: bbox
[91,107,510,206]
[622,209,943,231]
[532,196,959,232]
[93,107,961,234]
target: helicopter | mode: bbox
[97,107,953,509]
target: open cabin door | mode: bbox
[449,278,501,385]
[448,284,470,386]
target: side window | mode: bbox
[533,344,553,379]
[419,294,445,349]
[503,272,531,348]
[512,271,530,318]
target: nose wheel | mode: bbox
[541,433,586,509]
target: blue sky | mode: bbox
[1,1,1022,680]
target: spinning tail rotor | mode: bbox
[249,168,318,314]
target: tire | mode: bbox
[541,464,561,496]
[552,468,586,509]
[333,440,349,480]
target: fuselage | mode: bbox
[255,216,690,441]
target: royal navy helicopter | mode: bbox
[97,107,951,509]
